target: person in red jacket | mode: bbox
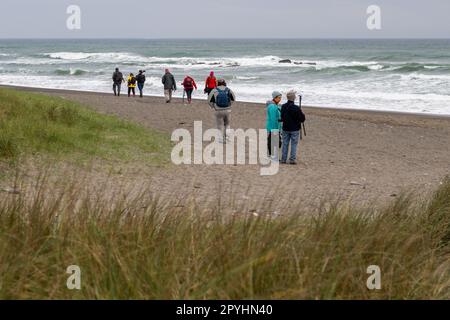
[204,71,217,95]
[182,75,197,104]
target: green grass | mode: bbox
[0,88,170,165]
[0,172,448,299]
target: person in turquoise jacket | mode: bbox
[266,91,282,160]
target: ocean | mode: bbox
[1,39,450,115]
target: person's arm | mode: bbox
[172,76,177,90]
[280,105,286,123]
[299,107,306,123]
[295,106,302,124]
[193,79,197,90]
[228,89,236,106]
[162,75,166,85]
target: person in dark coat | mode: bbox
[280,90,305,164]
[162,69,177,103]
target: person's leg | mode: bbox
[215,111,224,142]
[223,112,231,140]
[168,89,173,102]
[128,87,131,97]
[138,83,143,97]
[289,131,300,163]
[271,131,280,160]
[132,87,135,97]
[186,89,192,103]
[113,83,117,96]
[281,131,291,163]
[273,134,280,161]
[117,84,121,96]
[164,90,170,102]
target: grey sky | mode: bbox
[0,0,449,38]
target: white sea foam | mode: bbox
[401,73,450,81]
[1,73,449,115]
[1,44,450,116]
[235,76,260,80]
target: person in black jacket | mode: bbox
[280,90,305,164]
[162,69,177,103]
[112,68,124,96]
[136,70,146,98]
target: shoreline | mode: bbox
[2,84,450,121]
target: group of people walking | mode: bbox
[111,67,305,164]
[113,68,220,103]
[112,68,146,98]
[162,69,219,104]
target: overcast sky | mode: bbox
[1,0,449,38]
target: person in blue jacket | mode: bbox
[266,91,283,160]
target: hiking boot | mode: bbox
[281,160,287,164]
[289,160,297,165]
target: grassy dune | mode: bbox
[0,88,170,164]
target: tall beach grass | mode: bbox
[0,172,448,299]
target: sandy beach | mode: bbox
[2,85,450,209]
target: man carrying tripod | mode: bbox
[280,90,306,165]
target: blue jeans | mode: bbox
[281,130,300,162]
[137,83,144,97]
